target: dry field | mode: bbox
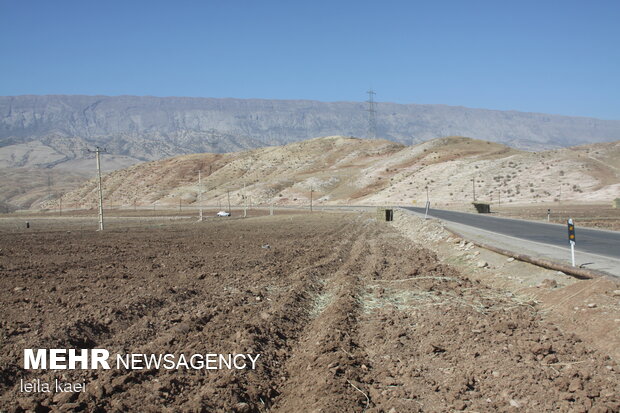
[0,213,619,412]
[1,207,291,221]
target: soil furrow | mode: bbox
[0,212,618,412]
[272,222,377,412]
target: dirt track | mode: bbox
[1,213,619,412]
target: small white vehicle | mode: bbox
[216,211,231,217]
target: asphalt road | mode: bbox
[403,207,620,260]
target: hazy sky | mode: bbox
[1,0,619,119]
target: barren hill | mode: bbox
[44,136,620,210]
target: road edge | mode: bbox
[442,225,615,280]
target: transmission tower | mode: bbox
[366,89,377,139]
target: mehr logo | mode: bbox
[24,349,110,370]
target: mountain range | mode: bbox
[2,95,620,210]
[2,95,620,169]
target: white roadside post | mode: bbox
[567,218,576,267]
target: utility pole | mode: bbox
[498,189,501,206]
[87,147,106,231]
[227,190,231,214]
[424,185,430,219]
[310,187,314,212]
[47,174,52,198]
[198,170,203,221]
[243,183,247,218]
[270,190,275,216]
[472,178,476,202]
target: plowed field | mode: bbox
[1,213,618,412]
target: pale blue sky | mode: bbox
[1,0,619,119]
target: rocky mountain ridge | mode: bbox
[2,95,620,172]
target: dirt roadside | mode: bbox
[392,209,620,360]
[0,212,619,412]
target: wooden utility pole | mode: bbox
[310,187,314,212]
[198,170,203,221]
[96,148,104,230]
[243,183,247,218]
[472,178,476,202]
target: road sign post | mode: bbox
[567,218,576,267]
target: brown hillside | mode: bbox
[42,136,620,210]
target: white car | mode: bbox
[216,211,231,217]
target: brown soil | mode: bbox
[1,213,619,412]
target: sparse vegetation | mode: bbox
[29,136,618,211]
